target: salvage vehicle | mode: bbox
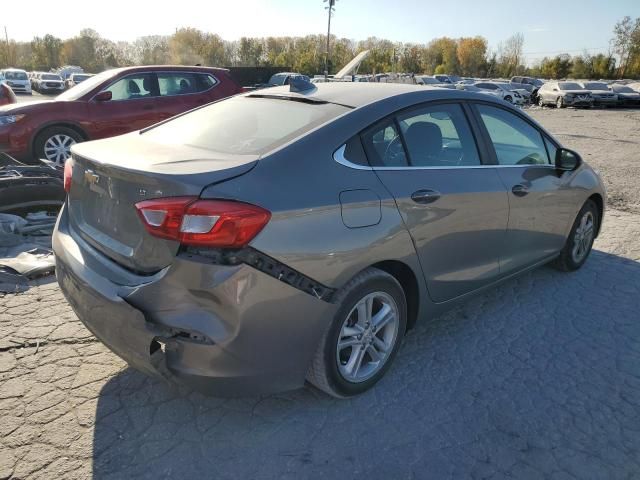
[610,84,640,106]
[0,81,17,106]
[0,65,242,165]
[578,82,618,107]
[0,69,32,95]
[35,73,66,94]
[473,81,524,104]
[537,82,594,108]
[54,82,605,398]
[415,75,455,89]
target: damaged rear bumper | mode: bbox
[53,205,337,396]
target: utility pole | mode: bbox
[4,26,9,68]
[323,0,336,80]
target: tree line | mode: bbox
[0,16,638,80]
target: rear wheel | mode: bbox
[34,126,83,166]
[306,268,407,398]
[553,200,598,271]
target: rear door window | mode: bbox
[476,104,550,165]
[361,120,408,167]
[397,103,481,167]
[157,72,218,96]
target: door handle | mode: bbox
[511,184,529,197]
[411,189,441,204]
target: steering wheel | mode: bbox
[383,135,406,166]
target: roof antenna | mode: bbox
[289,77,315,93]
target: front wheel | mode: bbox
[504,95,513,103]
[538,96,545,107]
[556,96,565,108]
[306,268,407,398]
[553,200,599,271]
[34,126,83,166]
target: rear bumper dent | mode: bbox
[53,205,337,396]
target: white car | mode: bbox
[35,73,65,94]
[473,81,525,105]
[0,68,32,94]
[415,75,456,89]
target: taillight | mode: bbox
[135,197,271,248]
[63,158,73,193]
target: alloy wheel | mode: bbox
[572,211,594,263]
[43,134,76,166]
[336,291,400,383]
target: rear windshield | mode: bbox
[584,82,608,90]
[4,71,27,80]
[559,82,584,90]
[143,96,350,155]
[612,85,634,93]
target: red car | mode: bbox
[0,66,242,165]
[0,81,17,107]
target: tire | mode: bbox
[538,96,545,107]
[504,95,513,103]
[552,200,599,272]
[306,268,408,398]
[33,126,84,166]
[556,96,565,108]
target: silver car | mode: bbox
[579,82,618,106]
[537,81,594,108]
[54,82,605,398]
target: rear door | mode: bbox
[87,72,161,139]
[368,102,509,303]
[470,103,576,274]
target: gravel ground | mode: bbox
[1,108,639,479]
[528,106,640,213]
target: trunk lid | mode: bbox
[67,132,258,273]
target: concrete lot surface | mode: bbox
[1,107,639,479]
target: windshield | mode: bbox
[143,96,349,155]
[42,74,61,81]
[584,82,608,90]
[612,85,635,93]
[559,82,584,90]
[73,74,91,82]
[57,69,118,100]
[420,77,439,84]
[4,71,28,81]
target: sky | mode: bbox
[5,0,638,64]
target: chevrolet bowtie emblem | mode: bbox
[84,169,100,185]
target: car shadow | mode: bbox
[91,249,640,479]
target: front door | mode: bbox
[87,72,160,139]
[367,102,510,303]
[471,103,576,275]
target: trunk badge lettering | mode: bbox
[84,170,100,185]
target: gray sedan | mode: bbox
[53,82,605,398]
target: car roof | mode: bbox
[250,82,508,109]
[101,65,231,76]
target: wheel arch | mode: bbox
[588,193,604,237]
[371,260,420,331]
[30,121,89,159]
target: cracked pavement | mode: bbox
[2,111,640,479]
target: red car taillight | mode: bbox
[63,158,73,193]
[135,196,271,248]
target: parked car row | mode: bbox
[0,65,243,165]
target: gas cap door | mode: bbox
[339,189,381,228]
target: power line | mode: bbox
[522,46,610,55]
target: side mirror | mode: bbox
[555,148,582,171]
[94,91,112,102]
